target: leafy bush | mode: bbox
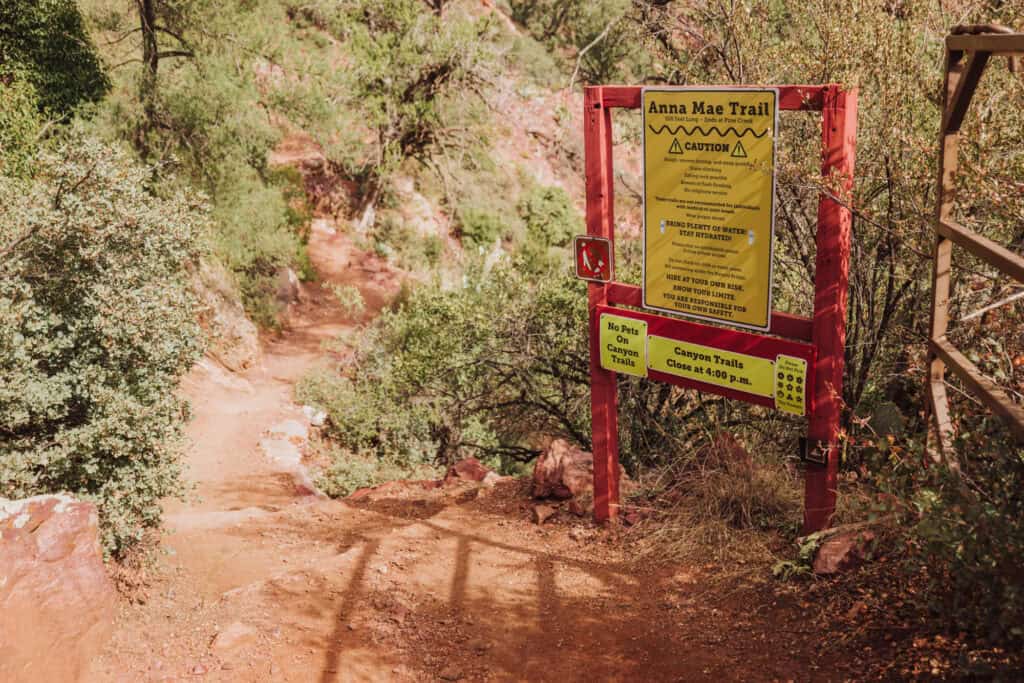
[862,428,1024,645]
[300,258,740,479]
[457,207,510,248]
[275,0,495,229]
[0,133,206,556]
[86,1,307,327]
[211,173,308,328]
[313,441,440,498]
[0,74,43,178]
[519,185,577,249]
[297,264,588,474]
[0,0,109,114]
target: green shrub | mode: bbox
[0,74,43,178]
[299,261,726,478]
[457,207,510,248]
[0,133,206,556]
[86,2,308,327]
[275,0,495,228]
[519,185,578,248]
[371,213,446,272]
[313,442,440,498]
[0,0,109,114]
[866,428,1024,645]
[508,0,647,84]
[211,173,306,327]
[505,35,564,89]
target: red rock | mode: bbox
[0,495,116,683]
[531,439,594,500]
[532,504,557,525]
[569,491,593,518]
[440,666,464,681]
[443,457,494,485]
[531,440,632,501]
[812,528,876,575]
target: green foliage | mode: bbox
[342,0,490,173]
[508,0,646,84]
[210,173,307,328]
[458,208,510,249]
[518,185,577,248]
[504,34,564,90]
[300,259,729,478]
[0,0,109,114]
[0,134,205,556]
[0,74,43,178]
[275,0,494,225]
[298,264,590,474]
[864,427,1024,645]
[87,0,308,327]
[772,533,820,580]
[368,211,445,272]
[328,283,366,320]
[313,442,439,498]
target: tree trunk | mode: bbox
[136,0,159,153]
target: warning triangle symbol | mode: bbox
[731,140,748,158]
[668,138,684,154]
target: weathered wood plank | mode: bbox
[931,338,1024,442]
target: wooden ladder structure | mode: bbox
[929,25,1024,451]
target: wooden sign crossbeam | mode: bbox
[583,84,857,534]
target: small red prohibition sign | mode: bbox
[574,235,612,282]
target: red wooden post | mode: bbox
[584,87,620,522]
[804,87,858,533]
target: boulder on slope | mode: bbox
[0,495,116,683]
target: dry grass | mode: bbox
[626,433,804,581]
[106,530,162,603]
[625,430,903,593]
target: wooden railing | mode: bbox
[928,25,1024,449]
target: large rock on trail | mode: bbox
[812,526,877,575]
[531,439,632,500]
[0,495,116,682]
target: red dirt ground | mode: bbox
[83,127,876,681]
[84,211,862,683]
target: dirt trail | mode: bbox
[88,173,841,682]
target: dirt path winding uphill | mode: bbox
[87,157,842,681]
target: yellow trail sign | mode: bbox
[598,313,647,377]
[647,335,775,397]
[642,88,779,330]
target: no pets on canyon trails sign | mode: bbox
[642,87,779,331]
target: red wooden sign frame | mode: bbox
[595,305,816,411]
[584,84,857,534]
